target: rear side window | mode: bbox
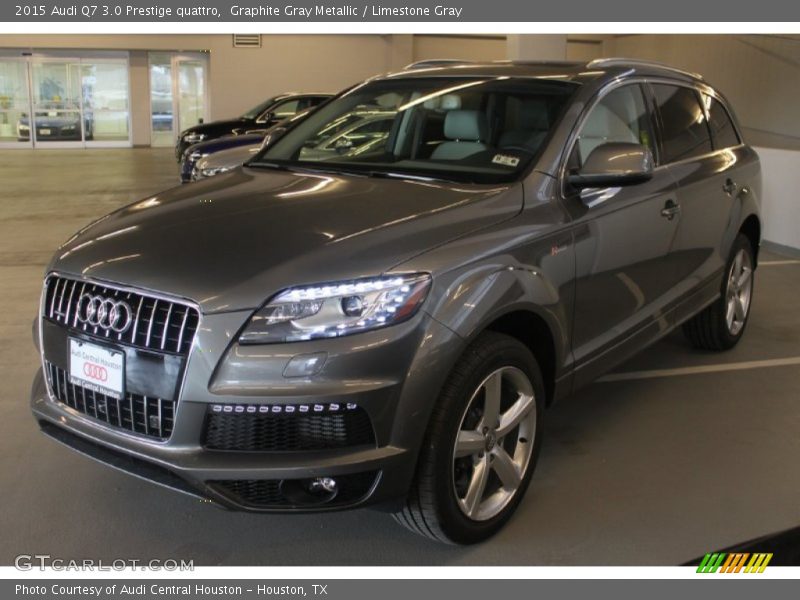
[704,95,740,149]
[651,84,712,163]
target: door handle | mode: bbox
[660,199,681,221]
[723,178,738,195]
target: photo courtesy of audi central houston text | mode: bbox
[3,31,798,568]
[28,57,763,545]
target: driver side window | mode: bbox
[570,84,655,171]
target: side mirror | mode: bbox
[568,142,654,188]
[255,111,274,125]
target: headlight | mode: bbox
[238,273,431,344]
[183,132,206,144]
[199,165,232,179]
[18,124,29,133]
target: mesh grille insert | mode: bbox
[203,404,375,452]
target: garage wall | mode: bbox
[610,34,800,250]
[205,35,392,119]
[412,35,507,62]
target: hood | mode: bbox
[183,118,253,138]
[51,168,521,313]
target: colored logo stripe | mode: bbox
[697,553,772,573]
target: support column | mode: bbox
[387,34,414,71]
[506,35,568,61]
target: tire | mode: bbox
[394,331,544,544]
[683,233,755,351]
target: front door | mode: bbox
[565,83,681,386]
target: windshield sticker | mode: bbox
[492,154,520,167]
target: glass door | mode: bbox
[81,59,130,146]
[149,53,174,147]
[149,52,208,147]
[0,57,33,147]
[30,58,84,147]
[175,57,207,134]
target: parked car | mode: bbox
[174,92,332,159]
[189,107,394,182]
[17,106,94,142]
[180,133,266,183]
[181,108,316,183]
[32,60,761,544]
[191,142,262,182]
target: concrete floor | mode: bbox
[1,149,799,566]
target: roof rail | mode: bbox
[403,59,474,70]
[587,58,703,80]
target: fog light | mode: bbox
[308,477,338,494]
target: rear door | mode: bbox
[565,82,682,386]
[651,83,746,314]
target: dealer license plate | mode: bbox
[68,338,125,399]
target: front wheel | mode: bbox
[394,331,544,544]
[683,233,755,350]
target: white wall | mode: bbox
[753,147,800,251]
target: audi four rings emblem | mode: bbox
[76,294,133,333]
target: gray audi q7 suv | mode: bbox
[31,59,761,544]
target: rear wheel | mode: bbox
[683,233,755,350]
[394,332,544,544]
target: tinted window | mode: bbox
[652,84,712,163]
[705,95,740,149]
[570,84,655,169]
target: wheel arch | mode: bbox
[739,213,761,266]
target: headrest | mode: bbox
[440,94,462,110]
[444,110,488,142]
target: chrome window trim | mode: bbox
[38,271,203,447]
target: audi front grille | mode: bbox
[43,275,199,355]
[45,361,175,440]
[41,275,200,441]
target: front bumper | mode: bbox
[31,309,465,512]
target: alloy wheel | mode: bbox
[725,248,753,336]
[452,366,537,522]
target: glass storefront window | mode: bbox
[0,59,30,144]
[0,52,131,148]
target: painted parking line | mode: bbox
[760,260,800,266]
[597,356,800,383]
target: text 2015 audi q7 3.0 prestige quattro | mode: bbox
[32,60,761,544]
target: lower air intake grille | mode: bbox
[208,471,379,509]
[203,404,375,452]
[46,362,174,440]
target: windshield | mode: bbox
[241,96,281,120]
[251,77,577,184]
